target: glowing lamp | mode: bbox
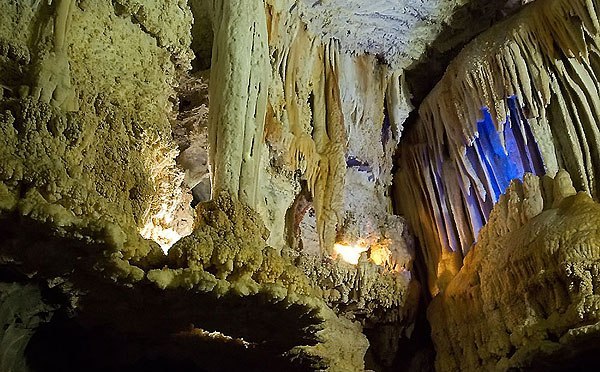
[334,243,368,264]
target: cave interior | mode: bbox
[2,0,600,371]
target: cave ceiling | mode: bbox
[299,0,460,67]
[298,0,533,68]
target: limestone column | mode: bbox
[208,0,270,208]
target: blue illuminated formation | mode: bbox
[401,95,546,256]
[469,97,544,201]
[476,107,520,201]
[463,96,544,237]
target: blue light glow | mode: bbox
[461,96,545,240]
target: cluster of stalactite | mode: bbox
[206,0,415,258]
[395,0,600,294]
[203,3,420,366]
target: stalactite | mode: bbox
[396,0,600,294]
[278,37,348,255]
[245,8,420,364]
[264,2,413,256]
[1,1,425,370]
[309,41,347,255]
[30,0,77,111]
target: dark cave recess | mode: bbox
[0,214,322,372]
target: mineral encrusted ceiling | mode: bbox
[299,0,460,67]
[298,0,535,68]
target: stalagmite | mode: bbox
[429,171,600,371]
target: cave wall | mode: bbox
[0,0,193,259]
[204,0,417,261]
[0,1,424,370]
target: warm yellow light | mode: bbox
[140,223,182,253]
[369,243,392,267]
[334,243,369,264]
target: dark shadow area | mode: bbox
[0,213,323,372]
[389,293,435,372]
[524,332,600,372]
[25,309,295,372]
[362,253,435,372]
[189,0,214,72]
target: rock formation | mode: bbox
[396,0,600,294]
[2,0,600,371]
[429,171,600,371]
[0,1,419,370]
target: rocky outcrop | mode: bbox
[297,254,420,367]
[150,193,372,371]
[428,171,600,371]
[0,2,371,370]
[1,190,372,371]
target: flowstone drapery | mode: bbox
[429,171,600,371]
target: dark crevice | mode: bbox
[189,0,214,72]
[285,182,314,252]
[1,213,323,372]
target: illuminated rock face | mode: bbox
[429,171,600,371]
[0,0,192,259]
[0,1,422,370]
[260,1,418,279]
